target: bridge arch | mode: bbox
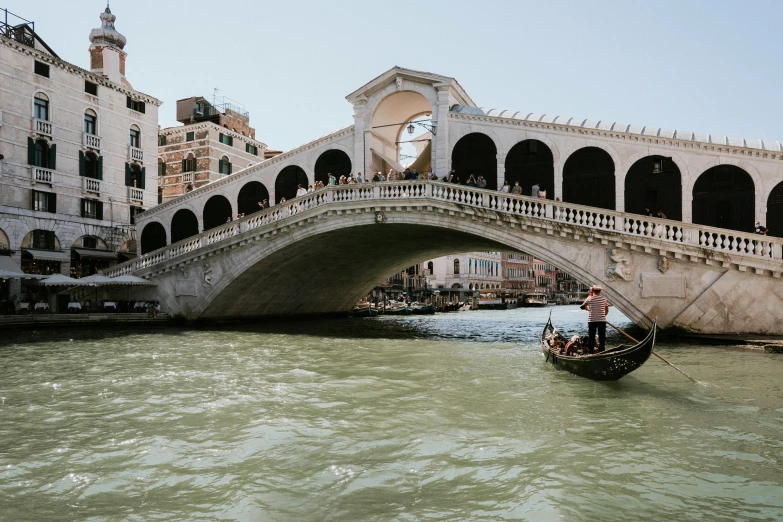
[238,181,270,215]
[451,132,498,189]
[314,149,352,185]
[275,165,308,203]
[171,208,200,243]
[624,155,682,220]
[692,165,755,232]
[504,139,555,198]
[203,195,233,230]
[140,221,166,255]
[369,89,433,174]
[562,146,616,210]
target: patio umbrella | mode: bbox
[37,274,84,286]
[108,275,156,286]
[77,274,115,285]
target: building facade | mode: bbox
[158,97,267,206]
[0,6,160,297]
[427,252,503,293]
[501,252,534,296]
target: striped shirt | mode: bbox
[583,295,608,322]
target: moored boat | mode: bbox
[521,293,549,307]
[410,302,436,315]
[384,301,411,315]
[351,302,378,317]
[540,316,656,381]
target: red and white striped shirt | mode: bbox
[583,295,608,322]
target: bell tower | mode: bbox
[88,4,130,88]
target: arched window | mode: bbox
[140,222,167,255]
[563,147,615,210]
[692,165,754,232]
[427,261,434,274]
[83,151,99,179]
[33,139,50,168]
[158,158,166,177]
[84,109,97,135]
[182,153,196,173]
[451,133,498,189]
[453,259,460,275]
[34,92,49,120]
[129,125,141,148]
[129,163,143,188]
[219,155,232,175]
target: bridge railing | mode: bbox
[103,181,783,277]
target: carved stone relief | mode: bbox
[605,248,634,281]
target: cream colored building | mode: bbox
[0,6,160,294]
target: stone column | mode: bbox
[497,152,506,190]
[682,193,693,223]
[554,162,563,202]
[615,169,626,212]
[351,97,369,177]
[433,86,451,179]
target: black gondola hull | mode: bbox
[541,319,656,381]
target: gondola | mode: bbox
[541,316,656,381]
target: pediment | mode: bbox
[346,66,475,107]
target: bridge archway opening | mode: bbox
[451,133,497,189]
[275,166,308,203]
[766,182,783,237]
[504,139,554,198]
[563,147,615,210]
[370,91,432,175]
[140,222,166,255]
[171,208,199,243]
[625,155,682,220]
[692,165,754,232]
[203,195,233,230]
[314,150,352,185]
[238,181,270,215]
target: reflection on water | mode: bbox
[0,306,781,521]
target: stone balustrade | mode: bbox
[33,118,52,136]
[128,146,143,162]
[32,166,53,184]
[127,186,144,202]
[83,133,101,150]
[82,177,100,194]
[103,181,783,278]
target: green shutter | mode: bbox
[79,150,85,177]
[49,193,56,214]
[228,162,232,175]
[182,158,186,172]
[80,198,86,218]
[219,159,223,174]
[140,167,146,189]
[27,137,35,165]
[97,201,103,221]
[97,156,103,180]
[125,163,131,187]
[49,144,56,170]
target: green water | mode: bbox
[1,307,781,521]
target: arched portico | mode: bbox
[624,155,682,220]
[692,165,754,232]
[504,139,555,198]
[275,166,308,203]
[562,147,615,210]
[171,208,199,243]
[368,90,433,175]
[767,182,783,238]
[238,181,270,215]
[140,222,166,255]
[451,133,498,189]
[314,150,352,185]
[203,195,233,230]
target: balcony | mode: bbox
[128,146,143,162]
[182,172,194,183]
[83,133,101,150]
[127,186,144,202]
[82,177,100,194]
[33,118,52,136]
[32,166,53,185]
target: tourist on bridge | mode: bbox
[467,175,477,187]
[328,173,336,186]
[356,172,364,183]
[296,184,307,197]
[511,181,522,195]
[477,176,486,188]
[538,185,547,199]
[755,221,769,235]
[580,286,609,353]
[307,184,314,193]
[531,182,540,198]
[500,180,511,193]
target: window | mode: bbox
[34,93,49,120]
[427,261,434,274]
[31,138,52,168]
[186,131,194,142]
[32,190,56,213]
[130,206,144,225]
[453,259,460,275]
[34,61,49,77]
[82,237,98,249]
[219,156,232,175]
[81,199,103,220]
[158,159,166,176]
[158,135,167,146]
[81,151,101,179]
[129,125,141,148]
[182,155,197,172]
[126,96,146,113]
[246,143,258,156]
[32,230,56,250]
[84,110,97,134]
[126,163,145,188]
[219,133,233,146]
[84,80,98,96]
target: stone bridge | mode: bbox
[104,182,783,335]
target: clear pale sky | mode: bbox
[9,0,782,151]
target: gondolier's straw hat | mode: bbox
[592,285,604,291]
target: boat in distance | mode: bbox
[541,317,657,381]
[521,293,549,307]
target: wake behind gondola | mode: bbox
[541,317,657,381]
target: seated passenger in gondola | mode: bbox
[581,286,609,353]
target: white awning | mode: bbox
[0,256,45,279]
[24,249,71,262]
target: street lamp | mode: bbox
[407,123,415,135]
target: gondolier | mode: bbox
[581,286,609,352]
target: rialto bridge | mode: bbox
[113,67,783,334]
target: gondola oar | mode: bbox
[606,321,705,385]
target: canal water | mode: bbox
[1,306,781,521]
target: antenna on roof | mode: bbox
[213,87,220,106]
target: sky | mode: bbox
[9,0,783,151]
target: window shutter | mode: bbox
[126,96,132,109]
[140,167,146,189]
[97,201,103,221]
[49,193,56,214]
[139,102,146,114]
[49,144,56,170]
[97,156,103,180]
[219,159,223,173]
[79,150,85,177]
[228,162,232,175]
[30,189,35,211]
[181,158,186,172]
[27,137,35,165]
[80,199,86,218]
[125,163,131,187]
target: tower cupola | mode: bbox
[88,5,131,87]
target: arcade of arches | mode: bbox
[692,165,754,233]
[238,181,270,215]
[171,209,199,244]
[562,147,615,211]
[203,195,233,231]
[314,150,351,185]
[504,140,554,198]
[624,155,682,221]
[140,222,166,255]
[275,166,308,203]
[370,90,432,174]
[451,133,497,189]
